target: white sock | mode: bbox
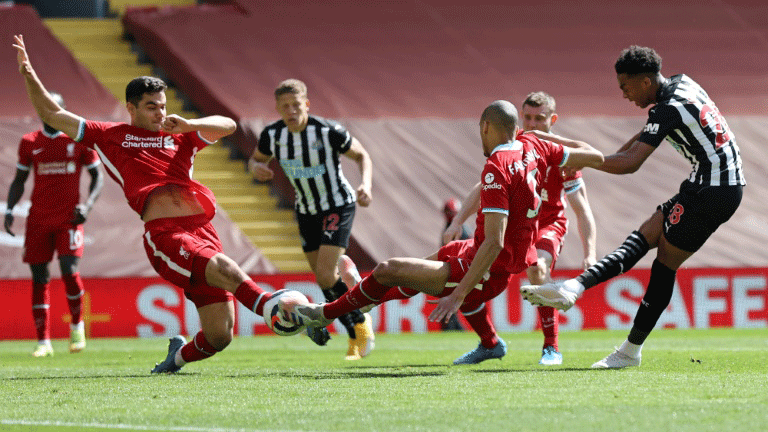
[70,321,84,332]
[564,279,585,296]
[174,348,187,367]
[619,339,642,358]
[38,339,52,347]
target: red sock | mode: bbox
[234,280,271,316]
[62,273,84,324]
[179,331,220,364]
[461,304,498,349]
[32,282,50,341]
[324,275,391,320]
[538,306,559,350]
[376,286,418,304]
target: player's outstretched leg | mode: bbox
[520,279,584,311]
[151,335,186,374]
[453,338,507,365]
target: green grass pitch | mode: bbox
[1,328,767,432]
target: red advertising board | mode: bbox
[2,268,766,340]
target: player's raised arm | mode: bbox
[13,35,81,140]
[529,130,604,169]
[162,114,236,143]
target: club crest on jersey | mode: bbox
[163,136,175,149]
[67,143,75,157]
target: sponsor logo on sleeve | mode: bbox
[643,123,660,134]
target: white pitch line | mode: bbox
[0,419,314,432]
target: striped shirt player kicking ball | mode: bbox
[249,79,375,360]
[522,46,746,369]
[15,34,279,374]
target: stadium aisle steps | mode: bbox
[44,17,310,273]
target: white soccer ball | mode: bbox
[262,289,309,336]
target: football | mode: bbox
[262,289,309,336]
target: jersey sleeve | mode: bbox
[187,131,214,151]
[326,119,352,153]
[542,139,568,168]
[74,119,111,149]
[17,137,32,170]
[257,128,273,156]
[480,159,509,215]
[80,147,100,168]
[638,104,680,147]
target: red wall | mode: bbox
[3,268,766,340]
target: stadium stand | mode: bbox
[120,0,767,271]
[0,4,275,278]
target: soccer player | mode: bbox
[521,46,745,368]
[5,92,103,357]
[445,92,598,366]
[14,34,275,373]
[279,101,604,361]
[249,79,375,360]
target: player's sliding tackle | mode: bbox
[279,100,604,361]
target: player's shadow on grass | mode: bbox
[2,373,163,381]
[472,367,595,373]
[228,365,449,380]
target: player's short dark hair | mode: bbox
[522,91,556,113]
[125,76,168,106]
[274,79,307,99]
[615,46,662,75]
[481,100,518,134]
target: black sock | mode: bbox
[576,231,650,289]
[324,278,365,338]
[628,259,676,345]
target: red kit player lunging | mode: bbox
[14,34,274,373]
[279,101,603,354]
[5,92,103,357]
[444,92,597,365]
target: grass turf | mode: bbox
[1,328,767,432]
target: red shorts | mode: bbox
[143,213,233,308]
[436,239,513,313]
[23,221,84,264]
[534,217,568,269]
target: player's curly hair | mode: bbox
[275,79,308,99]
[125,76,167,106]
[615,46,662,75]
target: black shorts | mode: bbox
[658,181,743,252]
[296,202,356,252]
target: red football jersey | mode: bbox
[538,167,584,227]
[75,120,216,218]
[474,133,567,274]
[17,130,100,225]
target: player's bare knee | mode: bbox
[372,260,396,284]
[205,330,233,351]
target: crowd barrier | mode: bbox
[3,267,766,340]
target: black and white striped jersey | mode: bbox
[638,74,746,187]
[258,115,356,214]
